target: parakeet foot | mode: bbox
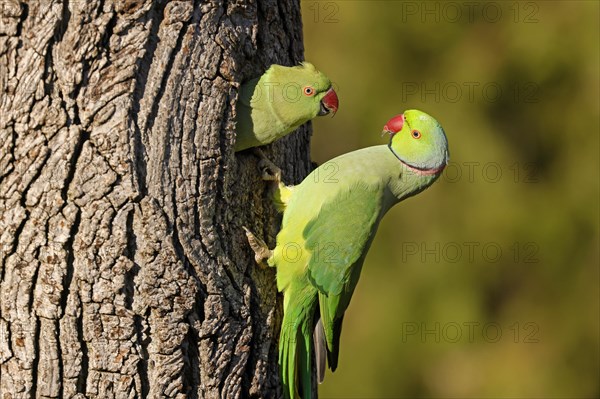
[253,148,282,183]
[260,160,282,182]
[252,148,294,212]
[243,226,273,267]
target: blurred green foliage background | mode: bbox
[300,1,599,397]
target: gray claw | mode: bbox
[253,148,282,183]
[243,226,273,267]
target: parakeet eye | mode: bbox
[303,86,315,96]
[411,130,422,139]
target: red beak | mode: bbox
[319,87,339,116]
[382,114,405,137]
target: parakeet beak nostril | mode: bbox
[319,87,338,116]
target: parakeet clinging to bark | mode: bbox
[245,109,449,399]
[235,62,338,152]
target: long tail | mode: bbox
[279,288,318,399]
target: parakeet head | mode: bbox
[383,110,449,175]
[269,62,338,118]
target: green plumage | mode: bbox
[262,110,449,398]
[235,63,337,151]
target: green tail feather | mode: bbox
[280,325,299,399]
[279,289,317,399]
[326,317,344,372]
[297,321,313,398]
[317,292,345,373]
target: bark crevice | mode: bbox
[30,317,40,399]
[133,311,150,399]
[142,11,190,136]
[75,295,89,396]
[130,1,169,199]
[59,207,81,315]
[60,130,89,202]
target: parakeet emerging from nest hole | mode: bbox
[235,62,338,152]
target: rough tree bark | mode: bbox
[0,0,313,397]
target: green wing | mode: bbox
[303,183,383,371]
[304,183,381,295]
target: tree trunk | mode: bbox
[0,0,312,397]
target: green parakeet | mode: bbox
[235,62,338,152]
[245,110,449,399]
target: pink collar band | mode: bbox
[388,144,446,176]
